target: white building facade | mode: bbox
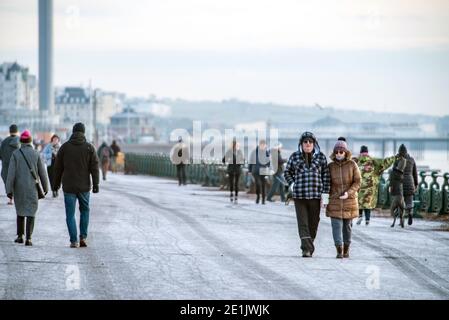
[0,62,38,111]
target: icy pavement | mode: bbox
[0,173,449,300]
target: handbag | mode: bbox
[19,149,45,200]
[259,167,273,176]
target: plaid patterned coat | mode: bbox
[284,150,331,199]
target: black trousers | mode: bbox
[293,199,321,253]
[177,164,187,185]
[359,209,371,221]
[253,173,266,199]
[47,165,55,190]
[17,216,35,239]
[229,172,240,196]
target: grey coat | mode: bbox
[0,135,20,183]
[6,144,49,217]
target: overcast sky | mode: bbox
[1,0,449,115]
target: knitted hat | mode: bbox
[360,145,368,154]
[73,122,85,133]
[334,140,348,153]
[9,124,18,134]
[20,130,32,144]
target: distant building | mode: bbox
[0,62,38,110]
[94,90,125,125]
[109,107,157,143]
[55,86,93,140]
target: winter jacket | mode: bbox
[402,154,418,196]
[248,147,270,175]
[6,144,49,217]
[110,143,121,156]
[0,135,20,183]
[326,151,361,219]
[222,148,244,174]
[53,132,100,193]
[284,146,330,200]
[98,143,113,163]
[354,154,395,209]
[42,142,61,167]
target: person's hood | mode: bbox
[398,144,408,157]
[8,135,20,148]
[69,131,86,145]
[100,142,107,148]
[298,140,321,156]
[330,150,353,163]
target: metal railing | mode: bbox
[125,152,449,215]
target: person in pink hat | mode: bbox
[6,130,49,246]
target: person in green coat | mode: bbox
[353,145,396,226]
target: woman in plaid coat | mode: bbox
[284,132,331,258]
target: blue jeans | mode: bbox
[267,173,286,201]
[331,218,352,246]
[64,192,90,243]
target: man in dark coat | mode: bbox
[53,123,100,248]
[398,144,418,225]
[0,124,20,204]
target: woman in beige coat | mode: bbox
[326,140,361,258]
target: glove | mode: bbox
[339,192,349,200]
[7,193,13,199]
[92,185,99,193]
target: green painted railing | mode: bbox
[377,170,449,216]
[125,153,449,215]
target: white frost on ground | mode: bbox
[0,173,448,299]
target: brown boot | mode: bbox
[80,238,87,247]
[336,245,343,259]
[343,244,350,258]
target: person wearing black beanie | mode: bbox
[1,124,20,204]
[53,122,99,248]
[72,122,85,134]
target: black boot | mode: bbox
[26,217,35,244]
[407,209,413,225]
[16,216,24,243]
[256,195,260,204]
[230,192,234,202]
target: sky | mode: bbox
[1,0,449,116]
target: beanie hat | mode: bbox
[73,122,85,133]
[20,130,32,144]
[360,145,368,154]
[9,124,18,134]
[337,136,346,142]
[334,140,348,153]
